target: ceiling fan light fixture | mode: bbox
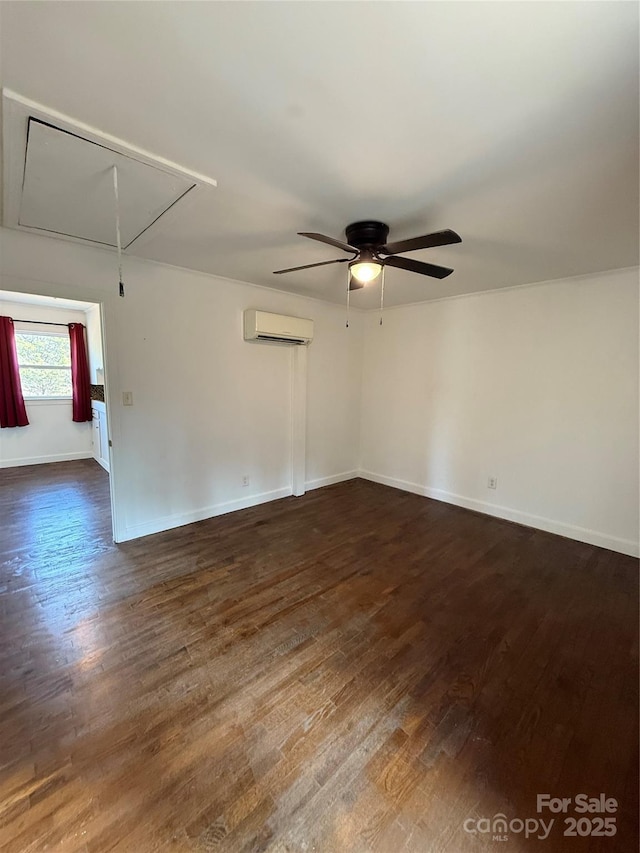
[274,222,461,283]
[349,258,382,284]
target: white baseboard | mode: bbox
[358,470,640,558]
[94,455,110,473]
[121,486,293,542]
[0,450,94,469]
[120,473,358,543]
[304,470,358,491]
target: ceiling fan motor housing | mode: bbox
[345,221,389,250]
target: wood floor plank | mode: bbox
[0,459,637,851]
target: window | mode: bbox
[15,332,72,398]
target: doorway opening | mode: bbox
[0,289,114,543]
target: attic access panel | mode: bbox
[19,118,195,249]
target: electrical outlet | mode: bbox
[122,391,133,406]
[242,475,250,487]
[488,476,498,490]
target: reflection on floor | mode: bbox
[0,460,637,852]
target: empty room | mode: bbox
[0,2,638,852]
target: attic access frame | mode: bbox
[1,89,217,253]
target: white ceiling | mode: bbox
[0,1,638,308]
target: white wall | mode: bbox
[0,227,363,541]
[359,268,640,556]
[86,303,104,384]
[2,227,636,556]
[0,297,93,467]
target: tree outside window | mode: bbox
[15,332,73,398]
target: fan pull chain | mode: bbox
[379,265,385,325]
[112,166,125,297]
[346,268,351,328]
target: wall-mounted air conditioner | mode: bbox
[243,310,314,345]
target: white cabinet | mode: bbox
[92,410,100,457]
[91,402,110,473]
[98,408,109,470]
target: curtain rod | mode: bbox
[12,319,70,328]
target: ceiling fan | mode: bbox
[274,220,462,289]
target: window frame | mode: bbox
[14,329,73,402]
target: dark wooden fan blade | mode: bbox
[381,229,462,256]
[273,257,350,275]
[298,232,358,254]
[384,255,454,279]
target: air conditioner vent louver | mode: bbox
[256,334,302,343]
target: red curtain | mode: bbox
[68,323,92,423]
[0,316,29,428]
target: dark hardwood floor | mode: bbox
[0,460,637,852]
